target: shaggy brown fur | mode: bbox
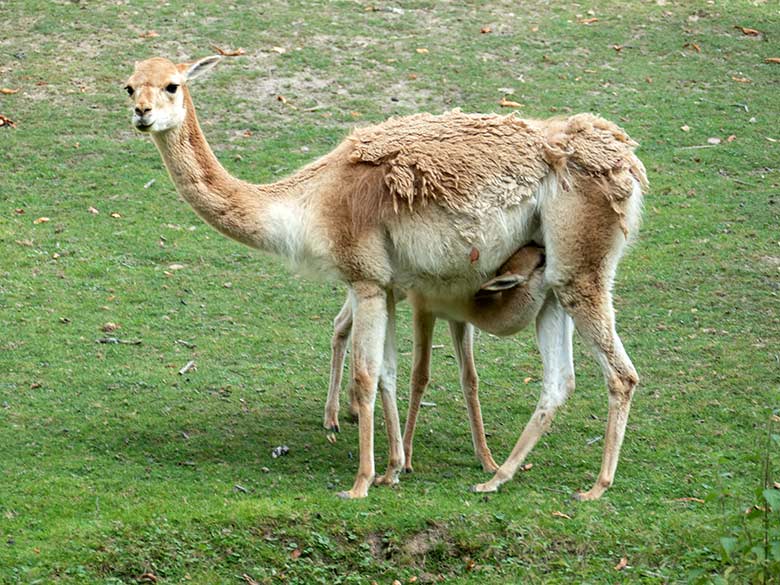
[347,111,645,238]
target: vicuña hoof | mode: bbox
[337,488,368,499]
[470,482,499,494]
[373,474,400,487]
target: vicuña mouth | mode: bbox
[135,122,153,132]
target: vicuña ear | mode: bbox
[479,274,526,293]
[180,56,222,82]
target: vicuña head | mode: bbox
[124,56,221,133]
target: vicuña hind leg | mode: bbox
[449,321,498,473]
[472,294,573,492]
[557,282,638,501]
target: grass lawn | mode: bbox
[1,1,779,583]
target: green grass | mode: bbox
[1,0,779,583]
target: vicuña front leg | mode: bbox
[324,297,352,433]
[402,306,435,473]
[338,283,387,499]
[448,321,498,473]
[374,290,405,486]
[473,295,573,492]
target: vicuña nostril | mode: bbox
[134,107,151,116]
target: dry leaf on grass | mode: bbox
[680,125,690,132]
[1,88,19,94]
[707,137,721,145]
[734,25,761,36]
[270,46,286,54]
[683,42,702,53]
[765,57,780,64]
[732,76,751,83]
[579,17,599,24]
[242,575,260,585]
[520,463,533,472]
[110,212,121,218]
[0,114,16,128]
[480,26,492,34]
[674,497,705,503]
[552,511,572,520]
[33,217,50,224]
[498,97,523,108]
[139,31,159,38]
[88,206,99,214]
[614,557,628,571]
[416,47,429,54]
[211,44,246,57]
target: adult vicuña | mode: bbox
[124,55,648,500]
[325,244,548,474]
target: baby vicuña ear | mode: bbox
[180,55,222,82]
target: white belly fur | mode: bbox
[387,192,541,298]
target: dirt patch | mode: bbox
[401,524,453,559]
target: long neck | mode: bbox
[151,87,287,250]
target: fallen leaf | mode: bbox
[101,322,120,333]
[139,31,159,38]
[611,44,624,52]
[732,76,751,83]
[270,46,286,54]
[765,57,780,64]
[88,206,99,214]
[14,208,24,214]
[498,97,523,108]
[408,577,418,583]
[110,212,121,218]
[645,76,653,83]
[523,376,532,384]
[520,463,533,472]
[465,559,476,571]
[767,136,778,143]
[480,26,492,34]
[242,574,260,585]
[168,263,185,271]
[707,137,721,145]
[773,482,780,490]
[1,88,20,94]
[0,114,17,128]
[290,548,302,559]
[674,497,705,503]
[211,44,246,57]
[416,47,429,54]
[726,134,736,142]
[531,25,539,32]
[138,573,158,583]
[552,511,572,520]
[579,17,599,24]
[734,25,761,36]
[33,217,50,224]
[614,557,628,571]
[680,124,690,132]
[683,42,702,53]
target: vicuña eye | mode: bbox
[165,83,179,94]
[125,85,134,96]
